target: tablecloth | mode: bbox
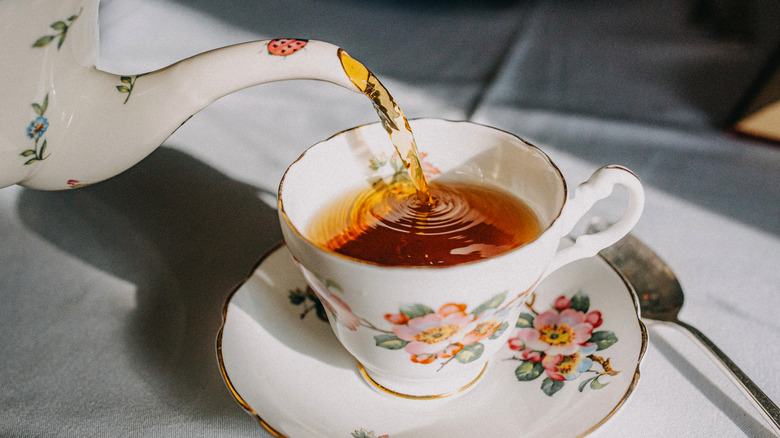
[2,0,779,436]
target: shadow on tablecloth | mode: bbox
[16,146,283,417]
[648,324,776,437]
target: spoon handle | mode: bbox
[676,320,780,435]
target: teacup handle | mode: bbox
[545,165,645,276]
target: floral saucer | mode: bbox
[217,243,647,438]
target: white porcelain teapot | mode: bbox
[0,0,361,190]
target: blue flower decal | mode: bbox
[27,116,49,139]
[21,94,51,165]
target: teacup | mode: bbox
[278,118,644,399]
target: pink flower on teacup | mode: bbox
[392,303,474,362]
[376,292,510,367]
[460,306,511,346]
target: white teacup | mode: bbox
[278,119,644,400]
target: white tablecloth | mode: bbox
[2,0,779,436]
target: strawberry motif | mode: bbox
[267,38,308,56]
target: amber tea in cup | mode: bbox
[308,178,543,267]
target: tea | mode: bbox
[308,178,543,267]
[326,51,542,266]
[339,50,430,199]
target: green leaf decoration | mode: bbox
[41,94,49,114]
[120,76,133,84]
[368,156,385,171]
[33,35,55,47]
[24,158,38,165]
[578,375,599,392]
[472,291,507,316]
[315,304,328,322]
[20,150,36,157]
[57,34,67,49]
[489,321,509,340]
[589,330,618,351]
[399,303,434,320]
[569,292,590,313]
[51,21,67,31]
[514,360,544,381]
[590,376,609,390]
[516,312,535,328]
[374,334,408,350]
[39,139,47,158]
[455,342,484,364]
[116,86,130,93]
[31,103,43,115]
[288,288,307,305]
[68,15,79,22]
[541,377,565,396]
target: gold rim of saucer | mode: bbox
[357,361,489,400]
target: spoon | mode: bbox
[587,218,780,435]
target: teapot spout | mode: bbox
[163,39,361,110]
[12,40,362,190]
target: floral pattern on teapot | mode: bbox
[21,8,83,168]
[116,74,148,104]
[1,0,366,191]
[21,94,51,165]
[32,9,81,50]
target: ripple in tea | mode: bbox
[308,179,542,267]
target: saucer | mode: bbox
[217,243,647,438]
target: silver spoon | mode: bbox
[587,218,780,435]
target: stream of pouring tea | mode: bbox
[309,50,543,266]
[339,50,431,200]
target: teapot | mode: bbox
[0,0,363,190]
